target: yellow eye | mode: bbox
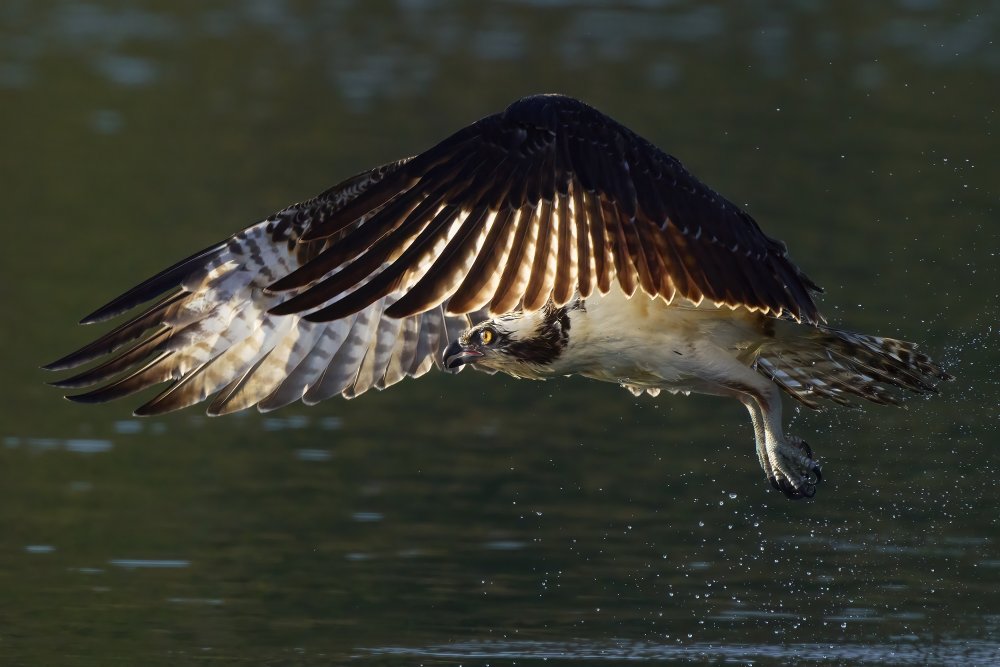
[480,328,494,345]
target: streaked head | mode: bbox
[442,305,571,379]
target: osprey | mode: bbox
[45,94,950,499]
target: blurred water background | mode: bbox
[1,1,998,664]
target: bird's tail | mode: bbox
[753,324,952,409]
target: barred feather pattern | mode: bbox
[265,94,824,326]
[45,162,473,416]
[753,324,953,410]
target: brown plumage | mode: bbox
[43,94,950,500]
[39,93,834,422]
[266,94,822,323]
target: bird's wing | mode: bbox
[267,94,823,325]
[44,162,474,416]
[46,94,823,415]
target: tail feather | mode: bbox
[755,324,952,410]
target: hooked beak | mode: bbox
[443,339,482,370]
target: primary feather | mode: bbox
[46,94,950,499]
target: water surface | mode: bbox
[2,1,997,664]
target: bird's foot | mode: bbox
[762,435,822,499]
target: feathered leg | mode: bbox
[683,340,823,498]
[736,382,822,499]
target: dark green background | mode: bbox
[1,1,997,664]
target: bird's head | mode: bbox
[443,305,572,379]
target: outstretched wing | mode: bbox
[45,162,473,416]
[267,94,823,324]
[47,94,823,416]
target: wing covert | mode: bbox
[46,94,827,415]
[44,163,474,416]
[268,94,823,324]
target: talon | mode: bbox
[758,434,823,499]
[791,484,814,500]
[771,471,817,500]
[798,439,813,458]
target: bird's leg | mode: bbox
[735,394,770,479]
[692,345,822,498]
[739,380,822,499]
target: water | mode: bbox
[2,1,998,664]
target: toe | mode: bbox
[778,476,817,500]
[759,437,823,499]
[795,480,817,499]
[775,475,815,500]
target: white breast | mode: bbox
[549,288,767,391]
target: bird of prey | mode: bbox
[45,94,950,499]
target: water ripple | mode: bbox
[4,436,113,454]
[25,545,55,554]
[364,638,1000,664]
[109,559,190,569]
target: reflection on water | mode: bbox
[5,435,113,453]
[295,447,333,462]
[109,559,191,569]
[263,414,341,431]
[6,2,999,107]
[3,0,998,664]
[367,638,1000,664]
[25,544,56,554]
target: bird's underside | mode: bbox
[44,94,951,499]
[440,289,949,498]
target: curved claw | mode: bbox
[799,440,814,459]
[790,478,816,499]
[773,475,816,500]
[766,437,822,500]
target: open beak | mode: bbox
[443,339,482,370]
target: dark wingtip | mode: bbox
[301,299,352,323]
[79,293,153,327]
[48,377,87,390]
[79,311,107,326]
[64,390,109,405]
[76,243,227,325]
[266,297,301,317]
[132,404,160,417]
[42,353,84,373]
[266,271,306,294]
[43,338,125,373]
